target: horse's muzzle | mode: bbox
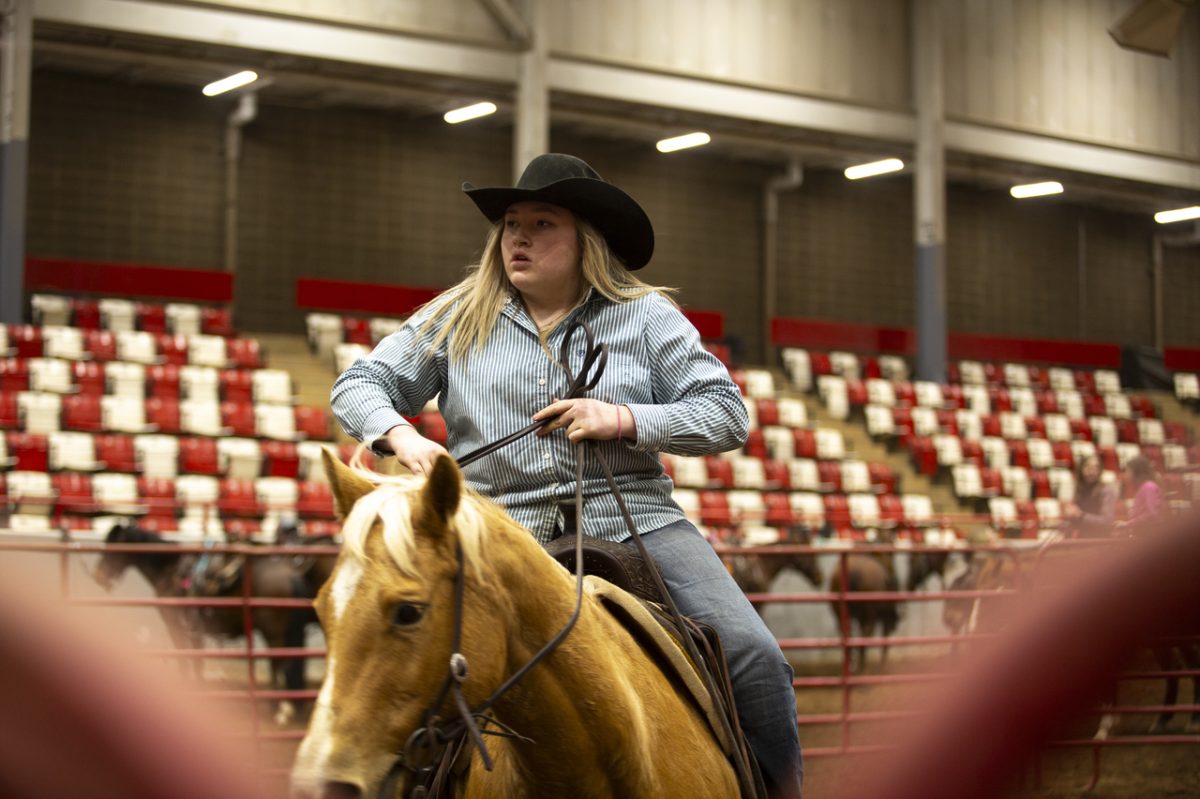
[290,780,363,799]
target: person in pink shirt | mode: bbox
[1121,455,1164,528]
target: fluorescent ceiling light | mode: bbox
[1154,205,1200,224]
[844,158,904,180]
[1010,181,1064,199]
[656,132,711,153]
[443,102,497,124]
[202,70,258,97]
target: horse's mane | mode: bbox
[339,466,512,583]
[106,524,163,544]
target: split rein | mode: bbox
[378,320,757,799]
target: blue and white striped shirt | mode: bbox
[329,290,748,544]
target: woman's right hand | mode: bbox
[384,424,449,477]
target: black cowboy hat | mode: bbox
[463,153,655,270]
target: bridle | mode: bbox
[376,320,759,799]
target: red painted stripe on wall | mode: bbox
[295,278,441,316]
[25,258,233,303]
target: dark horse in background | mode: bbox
[91,523,337,726]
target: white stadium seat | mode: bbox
[135,434,179,479]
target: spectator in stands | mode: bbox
[1063,454,1117,538]
[1119,455,1164,529]
[330,153,802,798]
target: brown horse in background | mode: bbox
[92,523,336,726]
[723,525,824,603]
[829,552,901,672]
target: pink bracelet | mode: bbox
[616,406,622,440]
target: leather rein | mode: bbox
[377,320,758,799]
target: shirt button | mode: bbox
[543,452,551,459]
[538,378,546,385]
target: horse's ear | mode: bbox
[322,448,376,518]
[419,454,461,528]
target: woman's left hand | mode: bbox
[533,398,628,443]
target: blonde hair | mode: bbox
[417,217,676,362]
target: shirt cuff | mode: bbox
[361,409,413,456]
[625,403,669,452]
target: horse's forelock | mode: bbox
[338,475,496,583]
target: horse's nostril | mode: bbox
[320,782,362,799]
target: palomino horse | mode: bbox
[290,452,739,799]
[93,523,336,726]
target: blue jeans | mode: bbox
[625,518,803,798]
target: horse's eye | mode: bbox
[392,603,425,626]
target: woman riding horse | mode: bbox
[329,153,802,797]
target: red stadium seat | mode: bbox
[218,479,260,517]
[698,490,731,526]
[980,467,1003,498]
[137,477,177,528]
[1098,446,1120,473]
[1116,419,1140,444]
[72,299,101,330]
[1069,418,1093,442]
[845,379,868,408]
[0,358,29,392]
[822,494,851,532]
[145,398,181,434]
[935,409,958,436]
[223,518,261,540]
[136,303,167,334]
[942,384,964,410]
[227,338,263,369]
[878,494,905,528]
[295,406,331,441]
[817,460,842,493]
[262,440,301,478]
[201,307,234,337]
[343,317,372,346]
[960,439,984,467]
[219,369,254,404]
[987,388,1011,413]
[1084,394,1107,419]
[1007,440,1030,469]
[1129,395,1156,419]
[727,369,747,396]
[792,429,816,460]
[1163,422,1190,446]
[178,436,218,475]
[763,492,795,526]
[868,462,898,495]
[156,334,189,366]
[704,342,732,367]
[72,361,106,396]
[762,459,789,490]
[910,437,938,476]
[53,472,94,515]
[743,429,767,459]
[808,352,831,377]
[1072,370,1096,394]
[220,401,257,437]
[1030,471,1052,499]
[981,415,1002,438]
[0,393,19,431]
[7,432,48,471]
[62,395,103,432]
[756,399,779,427]
[95,434,137,473]
[9,325,43,358]
[298,480,335,519]
[1051,441,1074,469]
[146,364,180,400]
[1025,416,1045,439]
[83,329,116,362]
[1036,391,1058,415]
[704,457,734,489]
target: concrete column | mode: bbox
[0,0,32,325]
[513,0,548,180]
[913,0,946,382]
